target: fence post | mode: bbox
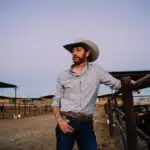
[45,105,47,114]
[3,107,4,119]
[108,97,114,136]
[24,102,26,117]
[29,106,32,116]
[121,77,138,150]
[34,106,36,116]
[18,103,20,114]
[1,104,5,119]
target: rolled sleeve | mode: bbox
[52,76,64,108]
[99,66,119,89]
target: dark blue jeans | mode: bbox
[56,116,98,150]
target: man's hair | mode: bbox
[82,46,89,52]
[82,46,92,62]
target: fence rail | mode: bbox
[106,74,150,150]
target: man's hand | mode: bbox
[58,119,74,133]
[131,80,141,94]
[52,107,74,133]
[117,80,141,94]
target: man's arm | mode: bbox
[99,66,120,90]
[100,73,136,90]
[116,79,140,94]
[97,65,136,90]
[53,107,62,122]
[52,76,74,133]
[52,76,64,121]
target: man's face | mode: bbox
[72,46,90,65]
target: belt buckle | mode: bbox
[72,112,78,118]
[71,112,79,119]
[77,113,85,119]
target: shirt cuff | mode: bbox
[112,79,120,90]
[51,99,60,107]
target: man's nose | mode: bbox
[72,49,77,55]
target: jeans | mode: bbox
[56,116,98,150]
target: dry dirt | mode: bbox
[0,105,120,150]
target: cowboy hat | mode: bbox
[63,40,100,62]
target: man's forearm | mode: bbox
[53,106,62,122]
[116,80,121,89]
[116,79,136,89]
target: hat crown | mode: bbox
[75,40,99,62]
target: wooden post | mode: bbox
[121,77,138,150]
[34,106,36,116]
[108,97,114,136]
[14,88,17,116]
[2,104,4,119]
[19,103,20,114]
[30,105,32,116]
[24,102,26,117]
[45,105,47,114]
[2,108,4,119]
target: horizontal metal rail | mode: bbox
[136,127,150,142]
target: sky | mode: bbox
[0,0,150,97]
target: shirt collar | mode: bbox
[69,63,89,77]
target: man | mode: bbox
[52,40,121,150]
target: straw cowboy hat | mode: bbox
[63,40,100,62]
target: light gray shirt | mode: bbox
[52,63,119,115]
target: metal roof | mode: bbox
[0,82,17,88]
[40,95,55,99]
[0,95,10,99]
[109,70,150,81]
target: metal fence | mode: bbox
[0,103,52,119]
[105,74,150,150]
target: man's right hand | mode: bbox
[58,119,74,133]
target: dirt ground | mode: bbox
[0,105,120,150]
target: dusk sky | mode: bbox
[0,0,150,97]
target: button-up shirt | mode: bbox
[52,63,119,115]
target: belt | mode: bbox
[61,111,93,120]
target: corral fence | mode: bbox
[105,74,150,150]
[0,103,52,119]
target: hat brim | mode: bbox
[63,42,94,62]
[63,42,89,53]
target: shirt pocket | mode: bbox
[62,80,75,98]
[64,85,72,97]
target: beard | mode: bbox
[72,55,86,65]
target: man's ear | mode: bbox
[86,50,90,58]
